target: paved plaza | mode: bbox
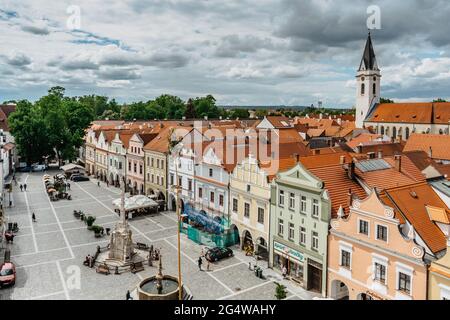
[0,171,317,300]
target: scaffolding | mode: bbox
[182,203,239,248]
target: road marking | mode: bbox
[211,261,245,273]
[23,175,39,253]
[56,260,70,300]
[161,211,178,223]
[29,290,66,300]
[16,257,73,269]
[41,178,75,259]
[163,238,234,295]
[217,279,275,300]
[12,247,70,258]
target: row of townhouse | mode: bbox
[83,118,450,300]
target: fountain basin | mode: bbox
[138,275,181,300]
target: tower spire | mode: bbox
[359,32,378,71]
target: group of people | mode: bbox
[83,254,94,267]
[19,183,28,192]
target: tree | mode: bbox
[193,95,221,119]
[154,94,185,119]
[433,98,447,102]
[229,108,250,119]
[274,282,287,300]
[185,98,196,119]
[380,97,394,104]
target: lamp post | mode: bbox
[172,148,183,301]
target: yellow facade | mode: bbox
[428,242,450,300]
[144,150,168,202]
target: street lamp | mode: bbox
[171,147,183,301]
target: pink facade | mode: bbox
[127,134,146,194]
[327,191,428,300]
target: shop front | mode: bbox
[272,241,305,285]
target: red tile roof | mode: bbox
[404,134,450,161]
[367,102,450,124]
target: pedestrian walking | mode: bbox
[126,290,133,300]
[67,182,71,190]
[19,184,23,192]
[23,183,27,191]
[32,212,36,222]
[198,256,203,271]
[98,181,100,187]
[282,266,287,278]
[206,260,211,272]
[106,180,109,187]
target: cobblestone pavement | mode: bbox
[0,170,318,300]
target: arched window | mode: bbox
[393,127,397,139]
[385,127,390,136]
[361,83,365,95]
[381,126,385,135]
[373,83,376,95]
[405,127,410,140]
[439,129,444,135]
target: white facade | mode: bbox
[108,133,127,186]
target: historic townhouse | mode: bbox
[127,132,157,195]
[428,207,450,300]
[144,126,190,209]
[231,154,296,260]
[95,131,111,182]
[85,129,97,176]
[108,132,132,187]
[328,182,448,300]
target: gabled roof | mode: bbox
[366,102,450,124]
[404,134,450,161]
[359,32,378,71]
[384,182,449,255]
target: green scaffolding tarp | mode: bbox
[185,225,239,248]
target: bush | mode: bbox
[91,225,103,234]
[274,282,287,300]
[86,215,96,229]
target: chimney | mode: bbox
[340,155,346,165]
[356,145,363,154]
[377,149,383,159]
[394,155,402,172]
[294,153,300,163]
[348,188,353,208]
[348,160,355,180]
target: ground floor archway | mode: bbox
[242,230,254,254]
[330,280,349,300]
[230,224,240,247]
[256,237,268,260]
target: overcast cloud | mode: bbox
[0,0,450,107]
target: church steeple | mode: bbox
[355,32,381,129]
[358,32,379,71]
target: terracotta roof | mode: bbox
[367,102,450,124]
[0,104,16,131]
[300,152,351,169]
[435,163,450,178]
[356,155,425,190]
[260,157,298,181]
[265,116,292,128]
[403,151,438,171]
[2,142,15,151]
[309,164,367,217]
[384,182,449,254]
[404,134,450,161]
[357,142,405,157]
[346,133,384,149]
[307,128,325,138]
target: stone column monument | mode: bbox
[108,176,134,263]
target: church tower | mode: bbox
[356,32,381,128]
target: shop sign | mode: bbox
[274,241,304,263]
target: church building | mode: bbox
[356,33,450,139]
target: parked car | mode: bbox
[205,247,233,262]
[0,262,16,287]
[17,166,32,173]
[72,176,90,182]
[70,173,82,180]
[32,164,47,172]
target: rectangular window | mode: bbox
[139,165,143,175]
[278,219,284,236]
[188,179,192,191]
[377,225,388,242]
[151,158,154,167]
[257,208,264,224]
[312,199,319,218]
[156,176,160,185]
[244,203,250,218]
[289,193,295,209]
[288,223,295,241]
[279,190,285,206]
[178,176,182,187]
[359,220,369,236]
[128,162,131,171]
[300,227,306,246]
[161,160,164,170]
[312,232,319,251]
[219,194,224,207]
[161,177,164,186]
[398,272,411,295]
[134,163,137,173]
[119,162,122,170]
[170,174,174,186]
[151,174,154,183]
[341,250,351,269]
[375,263,386,284]
[157,159,160,169]
[209,168,213,177]
[210,192,215,203]
[247,184,251,192]
[198,187,203,199]
[301,196,307,213]
[233,198,238,213]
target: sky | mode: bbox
[1,0,450,108]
